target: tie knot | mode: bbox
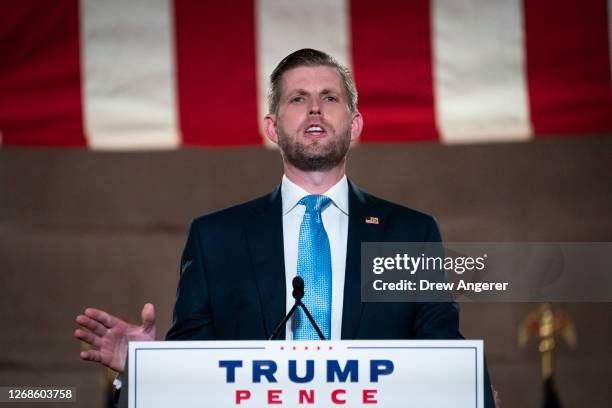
[299,195,332,213]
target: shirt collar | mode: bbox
[281,174,349,216]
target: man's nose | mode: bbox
[309,100,321,115]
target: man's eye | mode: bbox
[324,95,338,102]
[290,96,304,103]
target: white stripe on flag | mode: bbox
[432,0,532,143]
[80,0,179,150]
[255,0,351,146]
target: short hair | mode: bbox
[268,48,358,114]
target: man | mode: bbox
[75,48,496,406]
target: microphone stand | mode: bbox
[269,277,326,340]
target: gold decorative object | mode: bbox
[518,303,577,379]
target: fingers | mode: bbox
[79,349,102,363]
[492,386,501,408]
[141,303,156,332]
[75,314,108,337]
[73,328,102,349]
[84,307,120,329]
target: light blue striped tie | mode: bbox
[293,194,332,340]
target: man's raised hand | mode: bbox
[74,303,156,373]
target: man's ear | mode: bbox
[350,111,363,143]
[264,114,279,145]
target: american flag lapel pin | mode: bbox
[365,216,379,225]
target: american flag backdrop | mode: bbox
[0,0,610,149]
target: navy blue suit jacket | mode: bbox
[165,181,494,406]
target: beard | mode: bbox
[276,122,352,172]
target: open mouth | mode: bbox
[304,124,326,136]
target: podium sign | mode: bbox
[129,340,484,407]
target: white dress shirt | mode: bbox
[281,174,349,340]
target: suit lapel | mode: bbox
[244,186,287,340]
[244,181,389,340]
[342,181,388,339]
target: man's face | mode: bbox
[265,66,362,172]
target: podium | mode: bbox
[129,340,484,407]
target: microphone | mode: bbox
[269,277,326,340]
[292,276,304,301]
[269,277,303,340]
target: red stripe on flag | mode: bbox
[350,0,438,143]
[0,0,85,147]
[174,1,260,146]
[524,0,612,135]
